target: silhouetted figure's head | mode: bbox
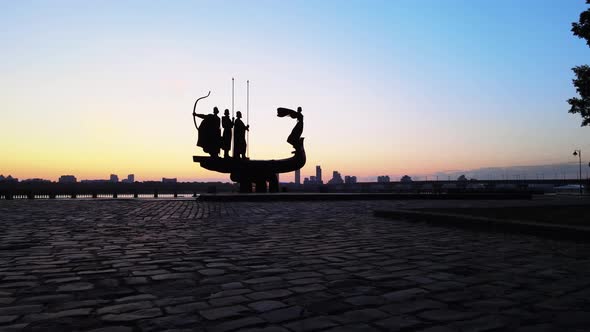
[224,109,230,116]
[297,107,302,113]
[236,111,242,119]
[213,107,219,115]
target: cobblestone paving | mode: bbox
[1,200,590,331]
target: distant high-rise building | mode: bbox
[59,175,77,183]
[377,175,390,183]
[162,178,177,183]
[295,169,301,185]
[345,175,357,184]
[110,174,119,183]
[328,171,344,185]
[122,174,135,183]
[316,166,322,184]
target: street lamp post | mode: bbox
[573,149,582,195]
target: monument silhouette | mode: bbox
[192,88,306,193]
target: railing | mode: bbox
[1,179,588,199]
[0,182,237,200]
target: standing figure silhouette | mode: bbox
[221,109,233,158]
[277,106,304,153]
[233,111,249,159]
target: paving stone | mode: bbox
[0,315,19,324]
[45,276,81,283]
[221,282,244,289]
[155,296,196,307]
[198,269,225,276]
[132,269,168,276]
[87,326,133,332]
[96,301,153,315]
[515,324,557,332]
[325,323,381,332]
[165,301,208,314]
[283,272,323,280]
[418,309,481,322]
[381,299,447,314]
[124,276,149,285]
[375,315,423,330]
[344,295,384,306]
[334,308,388,323]
[0,323,29,331]
[208,316,265,332]
[255,268,291,275]
[0,282,38,288]
[199,305,249,320]
[284,316,338,332]
[19,294,73,303]
[244,276,283,284]
[287,278,323,285]
[383,288,428,302]
[209,288,252,298]
[115,293,158,302]
[209,295,249,307]
[151,272,195,281]
[289,284,326,293]
[56,299,110,310]
[450,315,513,332]
[0,297,15,305]
[247,289,292,300]
[248,300,288,312]
[57,281,94,292]
[77,268,117,275]
[554,311,590,328]
[240,326,290,332]
[261,306,307,323]
[415,326,456,332]
[137,313,200,331]
[23,307,92,321]
[101,307,162,322]
[0,304,43,315]
[464,298,516,311]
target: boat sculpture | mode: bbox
[192,91,306,193]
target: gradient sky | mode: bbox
[1,0,590,182]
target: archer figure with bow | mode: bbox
[192,91,222,158]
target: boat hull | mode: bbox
[193,140,306,192]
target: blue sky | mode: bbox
[1,1,589,181]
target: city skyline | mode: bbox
[3,159,588,184]
[1,1,590,181]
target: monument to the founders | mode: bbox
[192,85,306,193]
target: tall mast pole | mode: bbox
[247,80,250,159]
[232,77,235,154]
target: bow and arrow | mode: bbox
[192,91,211,131]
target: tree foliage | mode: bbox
[568,65,590,126]
[569,1,590,126]
[572,1,590,47]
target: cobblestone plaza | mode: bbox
[0,200,589,331]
